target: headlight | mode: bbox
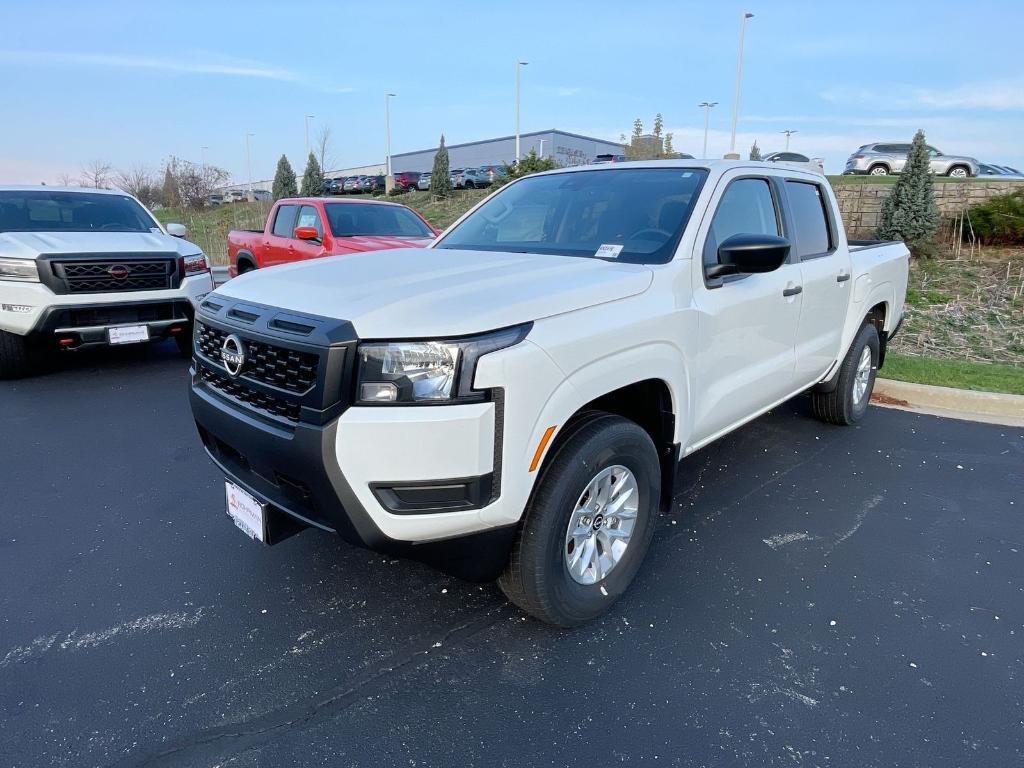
[356,324,531,404]
[0,257,40,283]
[182,253,210,276]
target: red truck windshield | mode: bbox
[0,191,157,233]
[324,203,432,238]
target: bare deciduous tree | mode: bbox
[81,160,113,188]
[164,156,231,210]
[316,125,334,173]
[57,172,76,186]
[115,165,162,207]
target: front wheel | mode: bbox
[498,413,660,627]
[0,329,35,379]
[810,323,880,426]
[868,165,889,176]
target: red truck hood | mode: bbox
[331,235,434,253]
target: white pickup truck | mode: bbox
[0,186,213,377]
[189,160,909,626]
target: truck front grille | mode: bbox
[199,367,302,422]
[195,322,318,394]
[54,259,176,293]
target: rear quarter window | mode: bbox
[785,181,832,259]
[272,205,298,237]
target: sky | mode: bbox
[2,0,1022,183]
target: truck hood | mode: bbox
[0,230,202,259]
[332,235,434,253]
[216,247,653,338]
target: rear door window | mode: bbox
[272,205,298,237]
[785,181,832,259]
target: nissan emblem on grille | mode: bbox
[106,264,130,280]
[220,334,246,377]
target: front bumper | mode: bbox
[188,298,516,580]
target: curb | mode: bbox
[872,378,1024,427]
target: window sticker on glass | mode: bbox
[595,243,624,259]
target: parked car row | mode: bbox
[208,190,271,205]
[323,165,509,195]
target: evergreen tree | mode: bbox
[877,129,940,257]
[271,154,298,200]
[749,141,762,161]
[664,132,676,158]
[162,164,179,208]
[430,135,451,198]
[300,152,324,196]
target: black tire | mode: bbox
[464,180,475,189]
[868,164,889,176]
[237,260,255,275]
[0,329,34,379]
[498,413,660,627]
[811,323,880,426]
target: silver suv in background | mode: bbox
[845,142,978,177]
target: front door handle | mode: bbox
[783,285,803,297]
[837,272,851,283]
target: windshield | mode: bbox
[436,167,708,264]
[324,203,433,237]
[0,190,158,233]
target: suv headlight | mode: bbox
[356,324,531,404]
[0,257,40,283]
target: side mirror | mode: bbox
[166,223,187,238]
[708,233,790,279]
[294,226,320,241]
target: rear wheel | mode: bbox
[498,413,660,627]
[237,260,255,275]
[810,323,880,426]
[947,165,970,178]
[0,329,34,379]
[868,164,889,176]
[464,180,475,189]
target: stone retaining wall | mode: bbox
[832,179,1024,239]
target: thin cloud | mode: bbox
[0,49,354,93]
[821,78,1024,112]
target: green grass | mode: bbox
[882,353,1024,395]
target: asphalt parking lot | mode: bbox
[2,342,1022,768]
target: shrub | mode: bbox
[968,190,1024,245]
[387,187,409,196]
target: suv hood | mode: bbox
[216,247,653,338]
[0,230,201,259]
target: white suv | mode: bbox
[0,186,214,378]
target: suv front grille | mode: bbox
[196,322,318,393]
[54,259,175,293]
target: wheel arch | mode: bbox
[235,250,257,272]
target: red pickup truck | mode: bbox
[227,197,438,277]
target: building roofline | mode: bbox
[390,129,621,158]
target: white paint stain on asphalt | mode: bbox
[833,494,885,547]
[0,608,207,669]
[763,532,819,549]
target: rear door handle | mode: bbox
[837,273,851,283]
[783,285,803,297]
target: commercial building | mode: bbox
[386,129,623,174]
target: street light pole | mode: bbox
[515,60,528,162]
[698,101,718,158]
[729,11,754,157]
[245,133,254,195]
[538,138,546,158]
[200,146,209,169]
[304,114,315,156]
[385,93,396,177]
[781,129,797,151]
